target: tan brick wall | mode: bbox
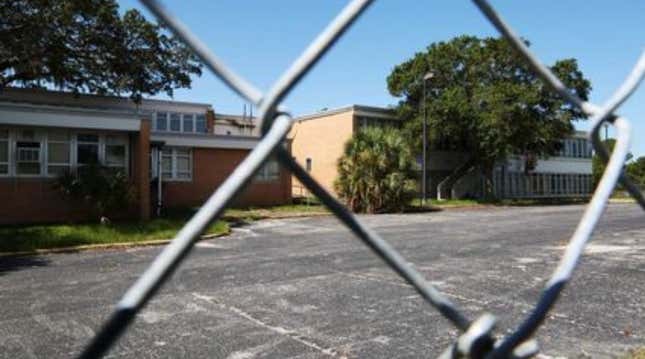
[288,109,355,196]
[162,147,291,209]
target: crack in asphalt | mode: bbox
[191,292,339,358]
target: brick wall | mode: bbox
[0,178,139,225]
[136,119,151,220]
[0,130,144,225]
[161,147,291,209]
[0,178,90,224]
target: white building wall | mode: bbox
[534,157,592,174]
[504,156,592,175]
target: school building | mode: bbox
[288,105,593,200]
[0,88,291,224]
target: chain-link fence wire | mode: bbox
[76,0,645,357]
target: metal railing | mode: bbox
[77,1,645,357]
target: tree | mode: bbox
[386,35,592,198]
[626,156,645,189]
[1,0,202,101]
[54,165,135,221]
[334,127,417,213]
[592,138,633,189]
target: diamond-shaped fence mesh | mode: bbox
[76,0,645,357]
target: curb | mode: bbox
[0,230,230,258]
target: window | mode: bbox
[306,158,312,172]
[156,112,168,131]
[170,113,181,132]
[155,112,207,133]
[195,114,207,133]
[175,149,191,179]
[1,129,131,178]
[161,149,173,178]
[0,129,8,175]
[256,158,280,182]
[16,130,42,175]
[182,114,194,133]
[105,135,128,172]
[77,134,100,166]
[47,130,71,176]
[159,147,192,181]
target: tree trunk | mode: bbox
[482,165,496,201]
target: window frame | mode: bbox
[15,129,44,177]
[169,113,181,132]
[46,130,72,177]
[155,112,168,131]
[154,112,208,134]
[104,134,130,173]
[0,128,130,178]
[195,114,207,133]
[255,157,280,182]
[153,146,193,182]
[0,129,9,177]
[76,133,101,167]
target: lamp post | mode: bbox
[421,72,434,206]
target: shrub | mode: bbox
[54,165,135,221]
[334,127,418,213]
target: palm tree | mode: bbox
[335,127,417,213]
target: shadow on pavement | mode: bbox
[0,255,50,276]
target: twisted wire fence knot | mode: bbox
[75,0,645,358]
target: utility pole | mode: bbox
[421,72,434,206]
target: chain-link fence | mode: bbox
[77,0,645,357]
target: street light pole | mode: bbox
[421,72,433,206]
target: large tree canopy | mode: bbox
[626,156,645,189]
[592,138,634,189]
[386,35,592,196]
[1,0,202,101]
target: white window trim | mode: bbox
[104,135,130,171]
[155,112,168,132]
[0,128,129,178]
[153,146,192,182]
[154,112,208,134]
[76,133,102,167]
[14,129,44,178]
[255,158,280,182]
[0,131,9,177]
[46,131,72,176]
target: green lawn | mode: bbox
[1,196,593,254]
[0,219,229,254]
[409,197,589,210]
[223,203,329,222]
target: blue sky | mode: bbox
[118,0,645,156]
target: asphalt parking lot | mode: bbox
[0,204,644,358]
